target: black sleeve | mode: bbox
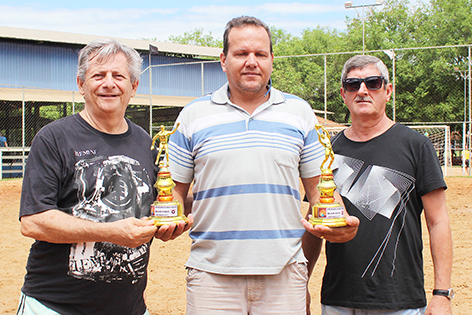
[20,127,64,218]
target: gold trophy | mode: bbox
[149,123,188,226]
[309,124,347,227]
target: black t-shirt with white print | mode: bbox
[20,114,158,315]
[321,123,446,310]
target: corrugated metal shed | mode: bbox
[0,25,228,98]
[0,25,222,57]
[0,25,228,145]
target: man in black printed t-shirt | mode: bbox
[304,55,453,315]
[17,38,192,315]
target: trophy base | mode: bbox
[309,217,347,227]
[150,200,188,227]
[309,202,347,227]
[149,215,188,227]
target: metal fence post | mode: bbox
[324,54,328,122]
[22,87,25,148]
[201,62,205,96]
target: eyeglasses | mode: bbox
[342,76,385,92]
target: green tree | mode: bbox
[272,26,350,122]
[162,0,472,125]
[416,0,472,46]
[350,0,472,124]
[167,28,222,48]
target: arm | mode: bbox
[423,188,453,315]
[302,226,322,315]
[300,176,323,315]
[301,176,323,279]
[173,181,191,216]
[21,209,157,248]
[169,123,180,135]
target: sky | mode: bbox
[0,0,393,42]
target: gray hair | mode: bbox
[223,16,272,56]
[77,38,142,83]
[341,55,390,86]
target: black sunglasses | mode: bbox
[342,76,385,92]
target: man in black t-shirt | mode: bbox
[17,39,193,315]
[304,55,453,315]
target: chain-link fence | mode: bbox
[0,85,188,145]
[1,45,471,177]
[272,44,472,176]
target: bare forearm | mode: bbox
[22,210,107,243]
[425,218,453,315]
[300,176,323,277]
[423,188,453,289]
[429,221,453,289]
[21,209,157,247]
[302,231,323,278]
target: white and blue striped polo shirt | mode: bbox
[169,83,325,275]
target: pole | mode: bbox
[22,87,25,148]
[324,54,327,122]
[463,76,466,175]
[149,53,153,136]
[455,67,468,175]
[362,5,365,53]
[345,1,384,52]
[468,46,471,175]
[22,87,26,177]
[201,63,204,96]
[445,125,449,176]
[392,50,396,121]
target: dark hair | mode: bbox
[223,16,272,56]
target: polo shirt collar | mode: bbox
[211,82,286,107]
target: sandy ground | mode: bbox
[0,176,471,314]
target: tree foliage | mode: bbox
[167,0,472,125]
[167,28,222,48]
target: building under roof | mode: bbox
[0,25,222,58]
[0,26,228,147]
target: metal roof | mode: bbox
[0,87,195,107]
[0,25,222,58]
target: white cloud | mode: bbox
[262,3,341,14]
[0,3,346,41]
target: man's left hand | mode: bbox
[152,214,193,242]
[302,215,359,243]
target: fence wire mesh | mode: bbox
[1,45,471,177]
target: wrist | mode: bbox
[432,288,454,300]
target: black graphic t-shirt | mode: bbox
[20,114,158,315]
[321,123,446,310]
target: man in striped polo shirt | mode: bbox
[169,16,360,314]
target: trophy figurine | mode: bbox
[309,124,347,227]
[149,123,188,226]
